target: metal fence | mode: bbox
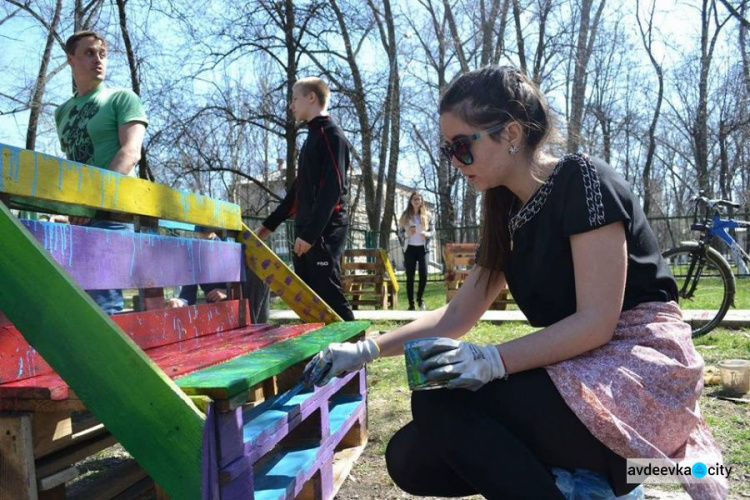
[244,212,750,282]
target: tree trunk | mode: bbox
[26,0,62,151]
[330,0,379,231]
[376,0,401,250]
[115,0,154,181]
[284,0,298,190]
[636,0,664,216]
[567,0,606,153]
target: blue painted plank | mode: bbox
[242,388,316,446]
[253,446,321,500]
[328,397,363,436]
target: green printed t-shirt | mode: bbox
[55,84,148,176]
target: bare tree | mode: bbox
[369,0,401,248]
[636,0,665,216]
[406,0,461,239]
[26,0,62,151]
[693,0,731,194]
[566,0,606,153]
[114,0,154,180]
[718,0,750,27]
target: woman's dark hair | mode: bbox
[439,65,555,286]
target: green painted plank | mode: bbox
[0,201,205,500]
[177,321,370,399]
[0,143,241,230]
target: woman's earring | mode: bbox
[509,145,519,156]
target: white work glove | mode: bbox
[418,338,506,391]
[302,339,380,387]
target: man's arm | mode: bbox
[262,181,298,233]
[109,121,146,175]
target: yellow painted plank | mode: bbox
[238,223,342,324]
[379,248,400,292]
[0,143,241,230]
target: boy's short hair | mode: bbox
[65,31,107,55]
[294,77,330,109]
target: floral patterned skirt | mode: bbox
[545,301,727,499]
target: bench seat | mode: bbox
[0,309,325,404]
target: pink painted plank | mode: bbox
[20,220,242,289]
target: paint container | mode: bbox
[717,359,750,396]
[404,337,448,391]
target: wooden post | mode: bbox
[0,414,38,500]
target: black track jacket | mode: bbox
[262,115,350,244]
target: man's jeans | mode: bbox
[85,219,133,315]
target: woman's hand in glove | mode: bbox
[418,337,506,391]
[302,339,380,387]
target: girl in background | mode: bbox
[398,192,433,310]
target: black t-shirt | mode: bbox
[501,153,677,327]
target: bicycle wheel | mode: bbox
[662,243,735,337]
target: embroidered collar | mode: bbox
[508,154,584,240]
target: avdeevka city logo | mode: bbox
[691,462,708,479]
[626,459,732,484]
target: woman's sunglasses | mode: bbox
[440,122,507,166]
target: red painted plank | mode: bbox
[0,323,323,402]
[152,324,324,378]
[20,220,242,290]
[147,324,276,365]
[0,373,70,400]
[0,324,53,384]
[114,300,252,350]
[0,301,252,384]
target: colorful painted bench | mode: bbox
[0,143,369,499]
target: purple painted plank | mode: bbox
[202,402,220,500]
[216,407,245,469]
[20,220,242,289]
[219,457,255,500]
[319,454,334,500]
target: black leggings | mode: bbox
[385,368,633,499]
[404,244,427,306]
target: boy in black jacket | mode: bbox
[259,78,354,321]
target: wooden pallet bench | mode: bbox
[341,249,399,310]
[442,242,514,310]
[0,143,368,499]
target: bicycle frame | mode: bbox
[707,215,750,275]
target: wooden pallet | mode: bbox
[341,249,399,310]
[442,242,514,310]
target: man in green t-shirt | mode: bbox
[55,30,148,176]
[55,30,148,314]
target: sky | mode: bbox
[0,0,732,191]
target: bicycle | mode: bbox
[662,193,750,337]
